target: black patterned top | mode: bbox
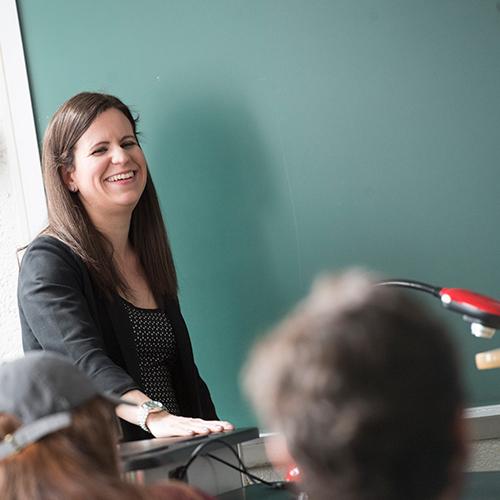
[121,298,181,415]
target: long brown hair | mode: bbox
[0,398,148,500]
[41,92,177,300]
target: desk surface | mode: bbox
[119,427,259,472]
[215,484,294,500]
[462,471,500,499]
[215,472,500,500]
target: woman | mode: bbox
[0,351,213,500]
[18,92,233,440]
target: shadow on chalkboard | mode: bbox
[149,86,293,419]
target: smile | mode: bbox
[105,170,136,182]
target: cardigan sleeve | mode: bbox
[18,237,139,396]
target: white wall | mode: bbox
[0,55,29,360]
[0,0,46,362]
[0,58,21,360]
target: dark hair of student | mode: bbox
[41,91,177,301]
[0,397,149,500]
[244,270,466,500]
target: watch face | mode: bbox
[142,400,164,411]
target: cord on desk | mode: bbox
[170,437,286,490]
[204,452,285,488]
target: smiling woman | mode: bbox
[64,109,148,222]
[17,92,233,441]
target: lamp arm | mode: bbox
[376,279,441,297]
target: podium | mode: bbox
[120,427,260,496]
[120,430,500,499]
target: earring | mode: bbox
[70,186,78,193]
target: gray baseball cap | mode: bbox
[0,351,136,460]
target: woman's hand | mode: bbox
[117,389,234,437]
[146,412,234,437]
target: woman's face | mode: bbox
[64,108,148,221]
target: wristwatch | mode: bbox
[138,400,166,433]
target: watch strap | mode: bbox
[138,400,166,433]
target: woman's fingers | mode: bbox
[216,420,234,431]
[195,419,234,432]
[187,418,235,433]
[149,414,235,438]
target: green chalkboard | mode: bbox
[17,0,500,425]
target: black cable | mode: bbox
[175,437,243,481]
[375,279,441,297]
[204,452,284,488]
[174,437,285,489]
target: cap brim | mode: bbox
[0,411,72,460]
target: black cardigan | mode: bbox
[18,236,217,441]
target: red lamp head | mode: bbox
[377,279,500,369]
[438,287,500,338]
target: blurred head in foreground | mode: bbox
[243,270,466,500]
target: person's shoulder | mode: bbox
[145,481,213,500]
[19,234,83,275]
[27,234,72,252]
[22,234,79,261]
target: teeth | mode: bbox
[107,171,135,182]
